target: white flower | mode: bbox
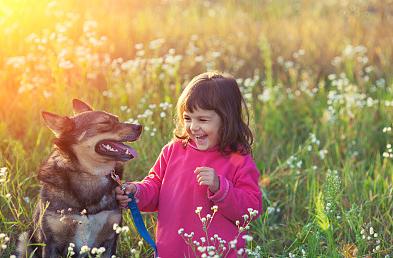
[98,247,106,254]
[242,235,253,242]
[178,228,184,234]
[122,226,129,233]
[197,246,207,253]
[196,207,202,214]
[80,245,90,254]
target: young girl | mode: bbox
[115,71,262,257]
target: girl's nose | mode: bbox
[190,121,199,131]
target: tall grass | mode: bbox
[1,0,393,257]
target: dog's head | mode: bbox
[42,99,142,174]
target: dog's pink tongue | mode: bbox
[125,145,138,158]
[111,142,138,158]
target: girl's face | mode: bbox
[183,108,222,151]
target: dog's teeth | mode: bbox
[102,144,118,152]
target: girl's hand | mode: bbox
[115,183,136,208]
[194,167,220,193]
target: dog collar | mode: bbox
[110,169,126,193]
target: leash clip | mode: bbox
[110,169,126,193]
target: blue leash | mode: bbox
[126,193,158,257]
[111,170,157,257]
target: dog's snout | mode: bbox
[134,124,142,133]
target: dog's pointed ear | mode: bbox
[42,111,74,137]
[72,99,93,115]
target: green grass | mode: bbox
[1,0,393,257]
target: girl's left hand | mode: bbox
[194,167,220,193]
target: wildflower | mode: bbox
[198,246,207,253]
[138,241,143,247]
[98,247,106,254]
[242,235,253,242]
[230,239,237,248]
[195,207,202,214]
[178,228,184,235]
[80,245,90,254]
[135,43,143,50]
[211,205,218,211]
[122,226,129,233]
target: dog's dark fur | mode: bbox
[15,99,142,258]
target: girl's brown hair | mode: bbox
[174,71,253,155]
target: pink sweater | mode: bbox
[133,140,262,258]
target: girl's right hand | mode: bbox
[115,183,137,208]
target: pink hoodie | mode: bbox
[133,140,262,258]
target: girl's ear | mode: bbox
[72,99,93,115]
[42,111,74,137]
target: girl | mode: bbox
[115,71,262,257]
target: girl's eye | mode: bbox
[183,117,191,121]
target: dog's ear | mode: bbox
[42,111,74,137]
[72,99,93,115]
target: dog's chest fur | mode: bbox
[36,150,123,243]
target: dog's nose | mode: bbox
[135,124,142,133]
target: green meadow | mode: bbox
[1,0,393,257]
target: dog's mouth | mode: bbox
[95,140,138,162]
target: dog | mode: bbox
[15,99,142,258]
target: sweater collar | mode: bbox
[187,139,220,152]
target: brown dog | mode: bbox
[15,99,142,258]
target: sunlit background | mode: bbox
[1,0,393,257]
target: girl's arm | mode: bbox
[207,156,262,224]
[131,145,169,212]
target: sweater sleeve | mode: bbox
[133,144,169,212]
[207,155,262,225]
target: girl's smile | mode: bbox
[183,108,222,151]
